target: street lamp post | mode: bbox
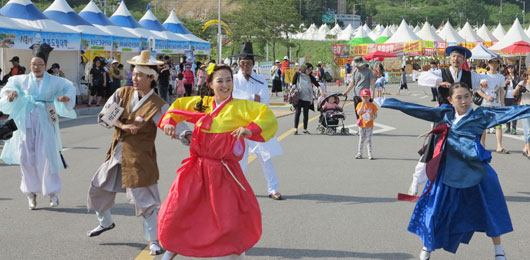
[217,0,222,63]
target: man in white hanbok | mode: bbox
[230,42,284,200]
[0,43,77,209]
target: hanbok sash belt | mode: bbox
[398,124,450,201]
[181,156,246,191]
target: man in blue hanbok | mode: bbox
[0,43,77,210]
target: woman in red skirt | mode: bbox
[157,64,278,259]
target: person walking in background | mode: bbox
[504,64,519,135]
[292,63,324,135]
[88,58,106,106]
[514,70,530,159]
[355,89,378,160]
[158,62,171,103]
[428,61,439,101]
[342,56,376,119]
[281,56,290,89]
[396,67,410,95]
[271,60,282,96]
[0,43,77,210]
[196,64,207,92]
[182,64,194,96]
[109,60,123,97]
[174,73,185,98]
[477,57,509,154]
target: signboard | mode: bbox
[284,69,295,84]
[80,34,113,52]
[155,40,189,54]
[112,36,140,53]
[322,14,335,24]
[0,28,80,51]
[258,61,273,82]
[192,41,211,55]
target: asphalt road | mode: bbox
[1,82,529,260]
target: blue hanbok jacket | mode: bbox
[382,98,530,188]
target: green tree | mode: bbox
[226,0,302,60]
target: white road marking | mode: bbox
[344,122,396,134]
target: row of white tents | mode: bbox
[0,0,210,86]
[292,19,530,50]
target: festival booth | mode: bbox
[43,0,113,90]
[470,43,500,60]
[0,14,35,78]
[458,22,483,49]
[78,0,141,66]
[0,0,81,85]
[375,27,392,43]
[109,1,163,60]
[314,24,329,41]
[138,7,190,57]
[490,18,530,73]
[163,10,210,56]
[417,21,445,56]
[327,24,342,40]
[348,26,374,46]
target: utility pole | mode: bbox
[217,0,222,63]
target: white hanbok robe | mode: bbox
[418,67,484,90]
[233,71,283,162]
[0,72,76,196]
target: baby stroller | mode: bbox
[316,93,349,135]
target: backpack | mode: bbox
[288,84,300,106]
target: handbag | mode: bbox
[472,91,483,106]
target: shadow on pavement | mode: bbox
[247,247,414,259]
[504,195,530,203]
[270,193,396,204]
[99,242,146,250]
[40,203,136,216]
[0,197,12,200]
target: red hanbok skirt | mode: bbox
[157,130,262,257]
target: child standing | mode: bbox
[355,89,378,160]
[175,73,185,98]
[382,82,530,260]
[375,76,385,98]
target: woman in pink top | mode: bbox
[182,64,195,96]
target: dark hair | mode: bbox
[448,82,472,96]
[195,64,233,112]
[177,73,184,80]
[300,63,313,73]
[118,64,124,69]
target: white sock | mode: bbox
[419,247,431,260]
[494,244,505,256]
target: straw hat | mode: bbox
[127,50,163,66]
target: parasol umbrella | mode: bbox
[500,41,530,74]
[362,51,398,61]
[500,41,530,55]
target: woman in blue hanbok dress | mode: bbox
[382,82,530,260]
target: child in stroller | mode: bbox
[316,93,349,135]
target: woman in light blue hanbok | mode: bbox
[0,44,76,210]
[382,82,530,260]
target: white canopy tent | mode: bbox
[139,8,190,54]
[0,14,35,78]
[491,23,506,40]
[417,21,444,42]
[438,21,465,44]
[490,18,530,50]
[476,24,497,42]
[109,1,164,43]
[470,43,500,59]
[0,0,81,85]
[385,19,420,44]
[162,10,210,55]
[337,24,355,41]
[458,22,483,43]
[327,24,342,36]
